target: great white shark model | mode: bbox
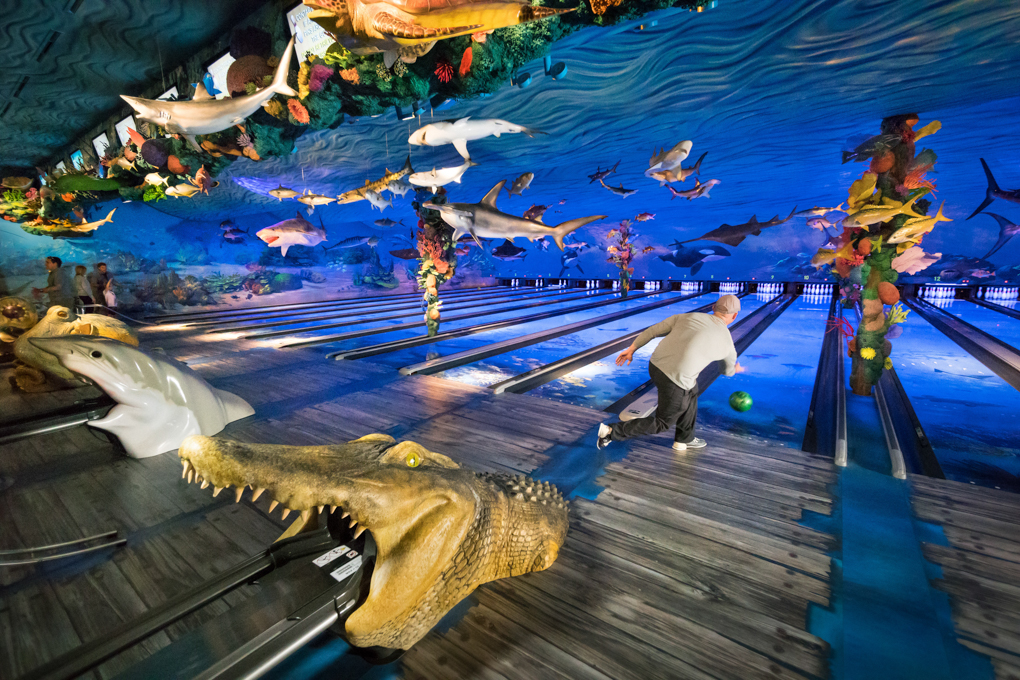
[408,117,545,160]
[409,159,478,192]
[29,336,254,458]
[121,38,298,151]
[423,181,604,251]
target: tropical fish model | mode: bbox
[121,39,297,150]
[32,337,253,459]
[337,156,414,205]
[178,432,567,648]
[505,172,534,197]
[408,117,545,160]
[423,181,605,250]
[257,213,328,256]
[304,0,574,67]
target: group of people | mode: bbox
[32,257,116,316]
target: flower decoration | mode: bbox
[435,59,455,83]
[288,98,310,125]
[860,347,876,360]
[884,357,893,370]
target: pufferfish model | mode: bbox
[304,0,575,66]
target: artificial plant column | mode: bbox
[414,192,458,336]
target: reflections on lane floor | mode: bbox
[429,294,712,386]
[528,293,774,410]
[943,299,1020,349]
[892,310,1020,490]
[369,292,693,371]
[694,294,829,447]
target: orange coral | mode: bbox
[339,67,360,84]
[459,47,473,77]
[287,98,310,124]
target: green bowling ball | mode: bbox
[729,391,753,412]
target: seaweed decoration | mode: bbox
[815,114,946,396]
[414,190,458,336]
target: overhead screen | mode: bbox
[287,3,333,61]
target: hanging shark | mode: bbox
[979,213,1020,260]
[967,159,1020,220]
[423,181,605,251]
[409,159,478,192]
[407,117,546,160]
[121,38,298,151]
[678,207,798,247]
[256,213,328,256]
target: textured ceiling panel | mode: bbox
[0,0,271,172]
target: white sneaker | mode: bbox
[686,437,707,449]
[672,442,687,452]
[597,423,613,450]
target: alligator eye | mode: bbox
[91,350,103,358]
[405,451,422,467]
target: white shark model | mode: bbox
[408,117,545,160]
[256,213,328,256]
[29,337,254,459]
[423,181,605,251]
[121,38,298,150]
[646,140,693,176]
[409,159,478,192]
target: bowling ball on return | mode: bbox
[729,391,753,412]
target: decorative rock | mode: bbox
[877,281,900,305]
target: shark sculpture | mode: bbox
[29,337,253,458]
[678,207,798,247]
[967,158,1020,220]
[409,159,478,192]
[408,117,545,160]
[257,213,328,256]
[978,213,1020,259]
[424,181,604,250]
[646,140,692,176]
[121,38,298,150]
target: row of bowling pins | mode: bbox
[679,281,705,293]
[757,283,783,295]
[719,282,744,294]
[920,285,956,299]
[643,281,665,290]
[977,286,1019,301]
[803,284,832,295]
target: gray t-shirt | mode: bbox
[632,312,738,390]
[47,267,75,308]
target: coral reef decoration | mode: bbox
[414,190,459,336]
[288,98,311,125]
[435,59,455,83]
[459,46,473,77]
[309,64,336,92]
[339,67,361,84]
[589,0,624,15]
[227,55,275,97]
[816,114,946,396]
[607,220,637,297]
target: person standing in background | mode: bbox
[32,256,75,311]
[89,262,110,314]
[103,277,118,314]
[73,265,94,312]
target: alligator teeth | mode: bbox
[235,487,245,503]
[349,518,358,529]
[317,505,324,514]
[281,508,291,520]
[181,461,190,479]
[342,511,350,519]
[187,469,195,484]
[301,509,312,523]
[353,525,366,539]
[269,500,279,513]
[201,480,209,490]
[251,487,265,502]
[212,486,224,497]
[330,506,338,514]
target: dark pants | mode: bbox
[76,295,94,313]
[610,363,698,444]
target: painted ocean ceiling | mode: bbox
[2,0,1020,305]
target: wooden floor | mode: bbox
[909,476,1020,680]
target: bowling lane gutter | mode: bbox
[212,288,578,335]
[327,290,660,360]
[488,293,715,394]
[903,295,1020,391]
[146,285,507,323]
[966,293,1020,321]
[801,292,847,465]
[285,290,616,349]
[188,285,546,329]
[399,291,709,376]
[604,291,790,417]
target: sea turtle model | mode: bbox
[304,0,575,65]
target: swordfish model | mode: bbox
[423,181,605,251]
[121,38,298,150]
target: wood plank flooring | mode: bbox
[910,475,1020,678]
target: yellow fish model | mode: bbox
[337,156,413,205]
[843,190,929,229]
[305,0,574,67]
[887,202,951,244]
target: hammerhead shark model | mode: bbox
[121,38,298,151]
[423,181,605,251]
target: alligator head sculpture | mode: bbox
[178,433,569,649]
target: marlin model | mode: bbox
[337,156,414,205]
[408,117,545,160]
[678,207,798,247]
[121,38,298,151]
[423,180,605,251]
[588,161,619,184]
[409,159,477,192]
[967,159,1020,219]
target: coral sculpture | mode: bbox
[178,432,569,649]
[414,190,458,335]
[606,219,652,297]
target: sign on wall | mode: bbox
[287,2,333,61]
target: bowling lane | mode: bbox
[890,309,1020,489]
[284,288,616,352]
[383,292,712,379]
[942,300,1020,349]
[692,294,830,447]
[354,289,697,369]
[526,292,776,409]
